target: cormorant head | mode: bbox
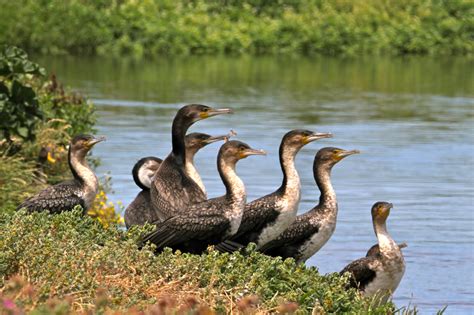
[185,132,231,156]
[371,201,393,225]
[70,134,106,157]
[219,140,266,164]
[177,104,233,124]
[314,147,359,168]
[281,129,332,154]
[132,156,163,190]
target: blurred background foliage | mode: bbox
[0,0,471,58]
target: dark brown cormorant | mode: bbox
[340,202,406,303]
[216,130,332,252]
[124,132,230,228]
[150,104,233,221]
[141,140,266,254]
[17,134,106,214]
[260,147,359,262]
[124,156,162,228]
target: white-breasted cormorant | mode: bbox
[150,104,232,221]
[217,130,332,252]
[340,202,406,303]
[141,140,266,254]
[124,132,230,228]
[124,156,162,228]
[260,147,359,262]
[17,134,106,214]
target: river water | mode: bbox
[37,55,474,313]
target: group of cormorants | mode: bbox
[17,104,406,304]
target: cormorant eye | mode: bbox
[202,108,209,112]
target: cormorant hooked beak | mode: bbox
[304,132,333,144]
[336,149,360,159]
[241,148,267,158]
[201,107,233,119]
[88,135,106,146]
[205,130,237,144]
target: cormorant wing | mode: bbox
[141,214,230,251]
[259,215,319,253]
[16,180,85,214]
[340,256,377,291]
[232,194,281,241]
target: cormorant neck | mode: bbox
[184,151,206,195]
[171,114,193,164]
[314,162,336,206]
[374,221,398,254]
[279,145,301,195]
[68,147,98,191]
[218,157,245,202]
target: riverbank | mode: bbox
[0,0,472,58]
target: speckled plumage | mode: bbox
[260,147,358,263]
[17,134,104,214]
[150,105,232,221]
[217,130,331,252]
[340,202,406,304]
[142,141,264,254]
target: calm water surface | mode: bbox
[37,55,474,314]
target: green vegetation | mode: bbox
[0,209,403,314]
[0,0,472,57]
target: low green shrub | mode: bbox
[0,209,396,314]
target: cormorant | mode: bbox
[17,134,106,214]
[124,156,162,228]
[124,132,231,228]
[260,147,359,263]
[340,202,406,303]
[150,104,232,221]
[141,140,266,254]
[217,130,332,252]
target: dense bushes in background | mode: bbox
[0,0,472,57]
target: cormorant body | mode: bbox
[125,132,229,228]
[217,130,332,252]
[366,242,407,257]
[260,147,359,263]
[150,104,232,221]
[340,202,406,303]
[17,134,105,214]
[124,156,162,228]
[141,140,266,254]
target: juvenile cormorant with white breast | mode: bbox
[260,147,359,262]
[17,134,105,214]
[340,202,406,304]
[125,132,230,227]
[217,130,332,252]
[141,140,266,254]
[150,104,233,221]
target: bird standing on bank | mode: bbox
[217,130,332,252]
[260,147,359,262]
[17,134,105,214]
[125,132,231,227]
[340,202,405,304]
[141,140,266,254]
[150,104,233,221]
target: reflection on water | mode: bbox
[37,55,474,313]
